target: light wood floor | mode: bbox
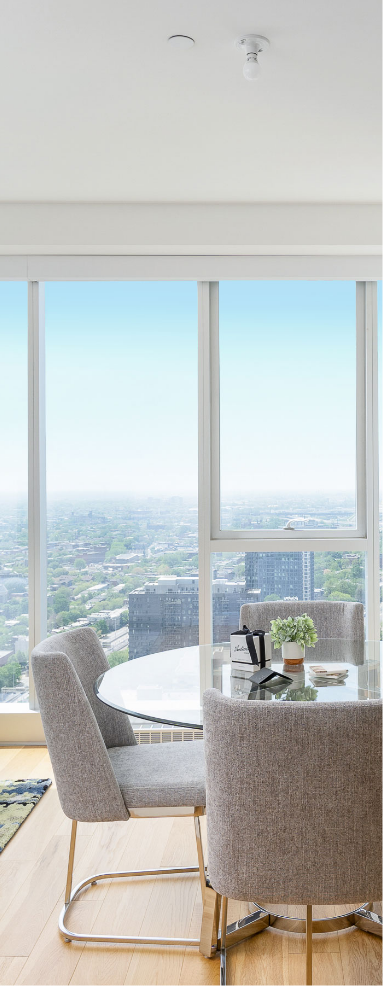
[0,747,381,986]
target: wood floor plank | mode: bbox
[0,748,49,780]
[0,829,89,956]
[15,749,52,780]
[70,879,153,986]
[70,816,177,985]
[70,945,134,986]
[116,816,174,871]
[123,945,186,986]
[179,884,221,986]
[1,748,381,986]
[0,858,37,913]
[1,788,68,865]
[68,819,136,904]
[288,951,345,985]
[71,818,187,986]
[15,902,99,986]
[0,747,24,770]
[229,927,287,986]
[123,817,201,986]
[179,947,220,986]
[287,930,341,953]
[339,926,382,986]
[0,957,27,985]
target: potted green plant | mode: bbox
[270,614,318,665]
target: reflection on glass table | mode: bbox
[95,639,382,730]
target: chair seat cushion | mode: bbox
[108,740,206,809]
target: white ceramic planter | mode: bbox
[282,641,305,665]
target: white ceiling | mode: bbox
[0,0,381,203]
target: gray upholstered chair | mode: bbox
[240,600,365,639]
[31,627,207,948]
[203,689,382,985]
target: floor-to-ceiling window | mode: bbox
[210,280,369,640]
[0,283,29,708]
[45,282,198,665]
[219,281,358,531]
[0,270,380,725]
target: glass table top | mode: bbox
[95,639,382,730]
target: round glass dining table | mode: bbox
[95,638,383,948]
[95,638,382,730]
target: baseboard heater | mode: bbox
[133,724,203,744]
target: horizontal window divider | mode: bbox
[0,255,381,282]
[210,537,369,553]
[0,256,28,279]
[213,528,366,541]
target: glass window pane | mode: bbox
[45,282,198,663]
[211,550,366,643]
[219,281,357,530]
[0,284,29,708]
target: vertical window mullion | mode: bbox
[28,282,47,709]
[356,282,367,536]
[198,281,216,644]
[365,280,380,639]
[210,282,220,541]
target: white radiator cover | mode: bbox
[133,726,203,744]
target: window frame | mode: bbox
[199,278,379,645]
[0,256,380,739]
[211,280,367,541]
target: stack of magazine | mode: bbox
[308,665,349,685]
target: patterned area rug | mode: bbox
[0,778,52,853]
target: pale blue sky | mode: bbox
[220,280,356,495]
[0,279,379,498]
[45,282,198,495]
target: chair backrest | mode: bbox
[32,627,135,822]
[203,689,382,905]
[240,600,365,639]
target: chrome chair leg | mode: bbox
[220,896,228,986]
[193,807,207,899]
[60,814,204,946]
[306,904,313,986]
[199,884,221,958]
[65,819,77,905]
[194,807,222,960]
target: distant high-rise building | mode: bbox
[129,576,249,658]
[245,551,314,601]
[129,556,316,660]
[211,579,249,642]
[302,551,315,601]
[129,576,199,659]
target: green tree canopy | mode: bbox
[0,659,22,690]
[54,611,72,627]
[95,619,109,636]
[108,647,129,667]
[53,588,71,613]
[14,649,28,666]
[106,540,126,560]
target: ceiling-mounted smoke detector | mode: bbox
[167,35,195,50]
[236,34,270,81]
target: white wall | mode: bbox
[0,203,380,255]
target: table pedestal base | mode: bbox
[219,902,382,950]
